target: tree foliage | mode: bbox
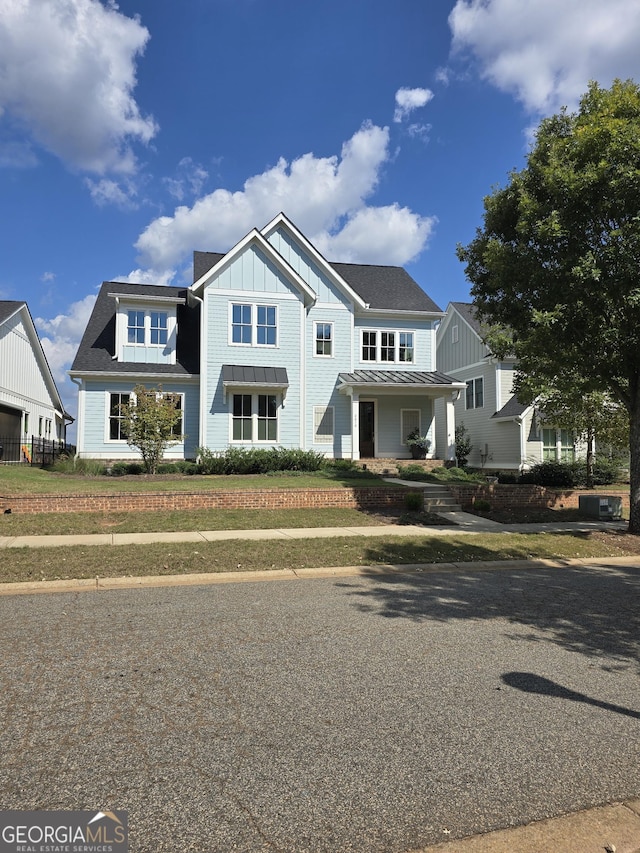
[120,384,183,474]
[457,80,640,529]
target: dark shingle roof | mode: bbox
[492,394,529,419]
[192,250,442,314]
[332,263,442,312]
[71,282,200,375]
[338,369,462,387]
[451,301,482,335]
[193,251,225,283]
[0,300,26,325]
[222,365,288,385]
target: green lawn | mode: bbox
[0,464,391,495]
[1,530,638,585]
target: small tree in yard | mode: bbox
[120,384,183,474]
[457,80,640,532]
[455,423,473,468]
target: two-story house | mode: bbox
[435,301,576,470]
[1,301,72,461]
[70,214,466,462]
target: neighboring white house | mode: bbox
[435,302,576,471]
[0,301,72,461]
[70,213,466,462]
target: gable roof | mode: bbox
[193,251,225,283]
[0,300,71,420]
[70,282,201,375]
[332,263,441,313]
[449,301,482,335]
[492,394,533,421]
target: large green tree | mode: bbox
[457,80,640,531]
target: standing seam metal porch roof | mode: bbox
[337,370,465,388]
[222,365,289,385]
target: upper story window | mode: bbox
[150,312,168,345]
[314,322,333,357]
[361,329,415,364]
[466,377,484,409]
[452,324,459,344]
[127,309,168,347]
[231,303,277,347]
[128,311,145,344]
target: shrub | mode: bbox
[156,462,180,474]
[455,423,473,468]
[107,462,129,477]
[520,461,576,487]
[497,471,519,484]
[195,446,326,475]
[396,464,484,483]
[473,498,491,512]
[404,491,424,512]
[49,457,106,476]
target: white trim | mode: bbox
[439,360,489,375]
[228,300,279,348]
[313,405,334,444]
[359,327,417,365]
[313,320,334,358]
[108,292,185,304]
[228,391,280,444]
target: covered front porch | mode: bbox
[337,370,467,462]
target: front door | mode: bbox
[359,401,375,458]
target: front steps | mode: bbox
[419,483,462,513]
[358,458,443,477]
[357,459,462,512]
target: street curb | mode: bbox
[0,554,638,597]
[411,799,640,853]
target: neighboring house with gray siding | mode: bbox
[435,302,573,471]
[0,301,72,460]
[70,214,466,462]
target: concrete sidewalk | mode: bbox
[0,511,627,549]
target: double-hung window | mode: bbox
[399,332,414,363]
[362,331,377,361]
[466,378,484,409]
[127,310,145,344]
[380,332,395,361]
[232,394,278,442]
[109,393,130,440]
[231,303,277,346]
[150,312,168,345]
[315,323,332,356]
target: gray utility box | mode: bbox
[578,495,623,520]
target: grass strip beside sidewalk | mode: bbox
[2,531,639,585]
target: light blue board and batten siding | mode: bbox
[202,245,304,449]
[267,228,347,305]
[81,379,199,459]
[437,313,487,374]
[121,344,174,364]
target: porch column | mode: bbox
[445,394,456,461]
[351,391,360,460]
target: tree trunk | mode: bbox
[585,427,595,489]
[628,384,640,535]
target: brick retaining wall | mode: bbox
[448,483,629,510]
[0,487,407,515]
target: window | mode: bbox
[38,417,43,437]
[401,409,420,444]
[542,428,556,461]
[23,413,29,435]
[150,312,168,346]
[166,394,183,437]
[466,378,484,409]
[362,329,415,363]
[399,332,414,363]
[231,303,277,346]
[313,406,334,443]
[232,394,252,440]
[560,429,575,462]
[109,393,130,440]
[380,331,395,361]
[257,305,277,346]
[232,304,252,344]
[232,393,279,442]
[45,419,52,439]
[257,395,277,440]
[315,323,333,356]
[452,325,459,344]
[362,331,377,361]
[127,310,145,344]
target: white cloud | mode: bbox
[113,268,176,286]
[0,0,157,173]
[85,177,138,208]
[393,87,434,123]
[163,157,209,201]
[135,121,432,272]
[36,293,97,385]
[314,205,437,266]
[449,0,640,115]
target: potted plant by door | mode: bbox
[406,428,431,460]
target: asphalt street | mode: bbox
[1,561,639,852]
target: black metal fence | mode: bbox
[0,437,75,466]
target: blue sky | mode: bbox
[2,0,640,428]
